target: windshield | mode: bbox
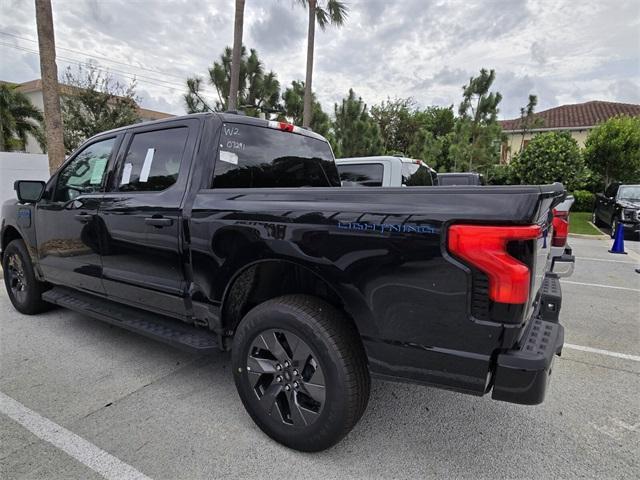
[618,185,640,201]
[212,123,340,188]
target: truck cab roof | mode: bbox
[85,112,328,144]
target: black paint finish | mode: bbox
[1,113,566,401]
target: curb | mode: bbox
[569,233,609,239]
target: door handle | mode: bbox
[145,216,173,227]
[74,213,93,223]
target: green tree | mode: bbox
[518,94,544,151]
[297,0,348,127]
[584,115,640,187]
[332,89,382,158]
[454,68,503,171]
[509,131,586,190]
[370,97,416,154]
[408,106,456,170]
[61,65,140,153]
[185,46,281,117]
[407,130,456,172]
[403,107,455,171]
[0,83,45,152]
[281,80,330,137]
[369,99,455,170]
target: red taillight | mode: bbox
[269,120,296,132]
[278,122,294,132]
[552,209,569,247]
[448,225,541,304]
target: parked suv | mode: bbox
[593,183,640,238]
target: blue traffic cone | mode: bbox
[608,223,627,254]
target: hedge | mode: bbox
[572,190,595,212]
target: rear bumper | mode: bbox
[491,273,567,405]
[551,246,575,278]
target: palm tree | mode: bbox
[228,0,246,111]
[297,0,348,127]
[0,83,45,152]
[35,0,65,170]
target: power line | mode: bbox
[0,41,185,90]
[0,40,219,102]
[0,30,189,81]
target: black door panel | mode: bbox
[98,120,199,317]
[35,136,121,293]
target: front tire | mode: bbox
[2,239,49,314]
[232,295,370,452]
[592,210,604,227]
[610,217,619,238]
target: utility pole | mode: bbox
[35,0,65,172]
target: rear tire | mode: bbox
[2,239,50,314]
[232,294,370,452]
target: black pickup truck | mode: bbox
[593,183,640,239]
[1,113,573,451]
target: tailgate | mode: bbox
[529,185,567,320]
[447,183,566,328]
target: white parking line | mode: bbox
[562,280,640,292]
[575,256,639,265]
[0,391,152,480]
[564,344,640,362]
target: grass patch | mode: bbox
[569,212,603,235]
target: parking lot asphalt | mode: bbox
[1,236,639,480]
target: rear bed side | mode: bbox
[185,115,565,398]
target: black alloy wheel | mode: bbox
[246,328,326,427]
[611,217,619,238]
[6,252,27,305]
[232,295,370,452]
[592,210,601,227]
[2,239,50,314]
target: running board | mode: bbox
[42,287,219,354]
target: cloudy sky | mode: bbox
[1,0,639,119]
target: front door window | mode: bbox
[54,138,115,202]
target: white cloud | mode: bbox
[0,0,638,119]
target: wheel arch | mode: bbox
[220,258,373,341]
[1,225,23,257]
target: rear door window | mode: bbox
[402,163,435,186]
[338,163,384,187]
[115,127,189,192]
[211,123,340,188]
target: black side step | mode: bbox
[43,287,219,354]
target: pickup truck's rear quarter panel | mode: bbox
[190,186,561,394]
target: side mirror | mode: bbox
[14,180,46,203]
